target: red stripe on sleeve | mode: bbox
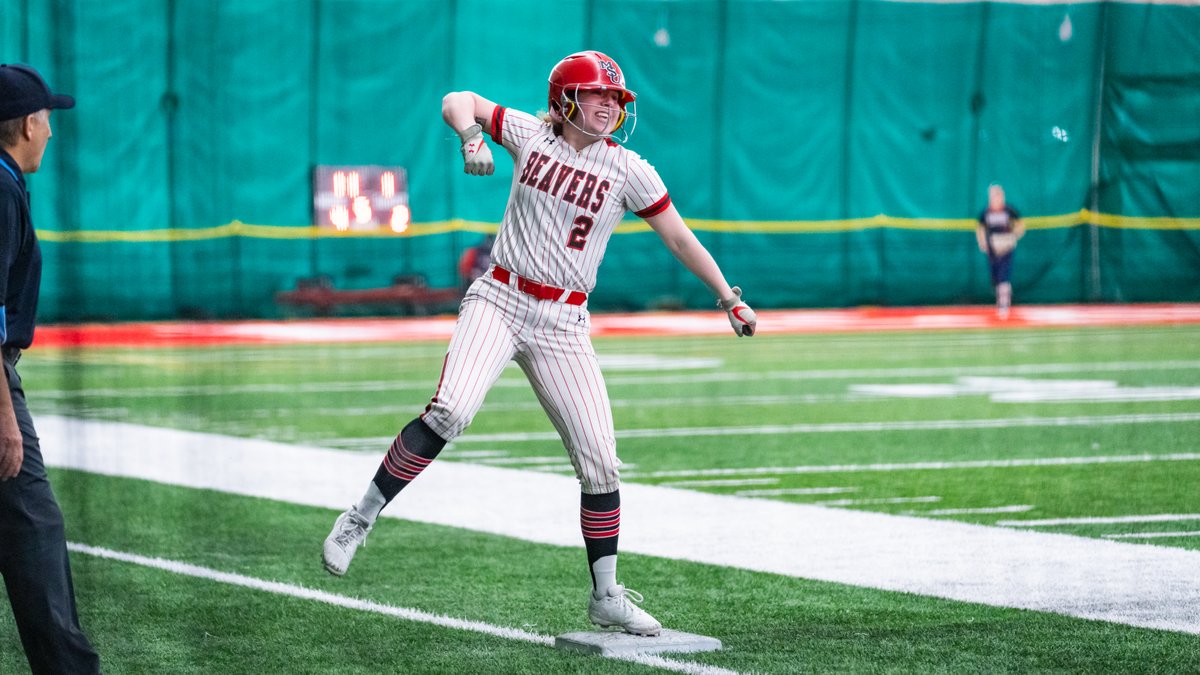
[634,193,671,219]
[490,106,505,145]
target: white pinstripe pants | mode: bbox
[421,272,620,494]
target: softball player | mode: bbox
[323,50,756,636]
[975,183,1025,318]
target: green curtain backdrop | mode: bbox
[1,0,1197,321]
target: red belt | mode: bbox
[491,265,587,306]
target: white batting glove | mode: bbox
[718,286,757,337]
[457,124,494,176]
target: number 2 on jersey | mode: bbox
[566,215,594,251]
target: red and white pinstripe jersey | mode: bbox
[487,105,671,293]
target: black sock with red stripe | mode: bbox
[371,418,447,502]
[581,490,620,592]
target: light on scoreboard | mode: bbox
[313,165,409,231]
[390,204,411,233]
[330,205,350,231]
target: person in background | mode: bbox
[976,183,1025,319]
[457,234,494,291]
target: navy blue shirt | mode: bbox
[977,205,1021,235]
[0,148,42,349]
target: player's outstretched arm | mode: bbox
[645,205,757,337]
[442,91,498,176]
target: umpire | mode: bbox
[0,63,101,673]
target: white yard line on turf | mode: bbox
[36,393,874,421]
[1103,531,1200,540]
[661,478,780,488]
[484,393,867,412]
[530,464,579,473]
[478,456,571,465]
[447,450,510,459]
[454,413,1200,443]
[39,416,1200,636]
[30,359,1200,399]
[624,452,1200,479]
[66,543,736,675]
[735,487,858,497]
[912,505,1035,516]
[999,514,1200,527]
[813,496,940,506]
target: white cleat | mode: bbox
[588,585,662,637]
[322,506,372,576]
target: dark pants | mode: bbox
[988,252,1014,286]
[1,357,100,675]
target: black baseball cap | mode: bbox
[0,63,75,121]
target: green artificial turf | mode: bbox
[1,324,1197,672]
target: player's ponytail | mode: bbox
[538,109,562,136]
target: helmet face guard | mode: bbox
[557,84,638,143]
[548,51,637,142]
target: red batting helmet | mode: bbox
[548,51,636,130]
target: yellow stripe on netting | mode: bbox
[36,223,239,243]
[686,215,979,233]
[34,211,1200,243]
[1088,211,1200,231]
[687,211,1199,233]
[35,220,501,243]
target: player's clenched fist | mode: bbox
[457,123,494,176]
[718,286,757,337]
